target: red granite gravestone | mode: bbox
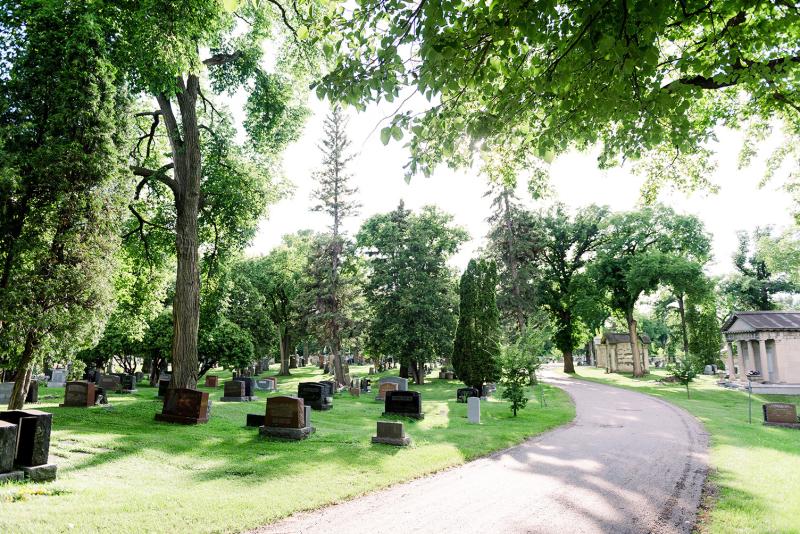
[260,396,314,440]
[375,382,398,401]
[204,376,219,387]
[61,381,96,407]
[155,388,210,425]
[266,396,304,428]
[763,403,800,428]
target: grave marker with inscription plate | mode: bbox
[763,403,800,428]
[383,390,424,419]
[155,388,210,425]
[60,381,96,407]
[259,396,314,440]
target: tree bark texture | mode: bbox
[158,75,202,390]
[627,312,644,377]
[8,330,37,409]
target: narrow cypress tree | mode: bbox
[453,259,502,391]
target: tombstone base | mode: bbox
[20,463,57,482]
[382,412,425,420]
[246,413,265,427]
[0,470,24,482]
[259,425,315,440]
[308,404,332,411]
[371,436,411,446]
[220,396,258,402]
[764,421,800,429]
[154,413,209,425]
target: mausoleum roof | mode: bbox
[721,311,800,333]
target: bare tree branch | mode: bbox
[131,163,177,196]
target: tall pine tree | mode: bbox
[308,106,361,385]
[453,259,502,392]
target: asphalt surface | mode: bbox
[252,371,709,534]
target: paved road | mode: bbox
[252,372,708,534]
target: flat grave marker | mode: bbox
[763,403,800,428]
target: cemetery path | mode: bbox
[252,372,708,534]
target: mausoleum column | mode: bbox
[758,338,769,382]
[725,342,736,381]
[737,341,750,381]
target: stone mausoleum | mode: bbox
[593,332,651,373]
[722,311,800,394]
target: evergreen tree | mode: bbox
[485,183,539,338]
[308,106,361,386]
[358,203,467,384]
[453,259,502,392]
[686,293,723,367]
[0,3,131,408]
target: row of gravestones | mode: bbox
[236,376,425,445]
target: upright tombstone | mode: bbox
[233,376,258,398]
[61,381,97,407]
[204,376,219,388]
[155,388,210,425]
[0,420,23,481]
[120,374,138,393]
[220,380,255,402]
[99,375,122,394]
[378,376,408,392]
[156,379,171,399]
[375,382,398,401]
[371,421,410,446]
[482,383,497,397]
[467,397,481,424]
[383,390,424,419]
[26,381,39,403]
[47,368,67,388]
[762,403,800,428]
[457,387,480,403]
[0,410,57,482]
[320,380,338,397]
[297,382,332,411]
[255,379,274,391]
[0,383,13,405]
[349,386,361,397]
[259,396,314,440]
[360,378,371,393]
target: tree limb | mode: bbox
[203,51,244,67]
[131,163,178,197]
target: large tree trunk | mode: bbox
[677,293,689,358]
[410,360,424,385]
[562,349,575,374]
[278,328,291,375]
[8,330,37,410]
[399,362,409,379]
[627,312,644,377]
[160,76,202,391]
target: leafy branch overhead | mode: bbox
[317,1,800,190]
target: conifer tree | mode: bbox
[453,259,502,392]
[308,106,361,386]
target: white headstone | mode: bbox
[467,397,480,424]
[47,369,67,387]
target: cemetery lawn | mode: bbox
[574,367,800,534]
[0,366,573,534]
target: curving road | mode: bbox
[252,371,708,534]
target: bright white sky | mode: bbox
[246,94,796,276]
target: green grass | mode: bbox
[0,366,574,533]
[573,367,800,534]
